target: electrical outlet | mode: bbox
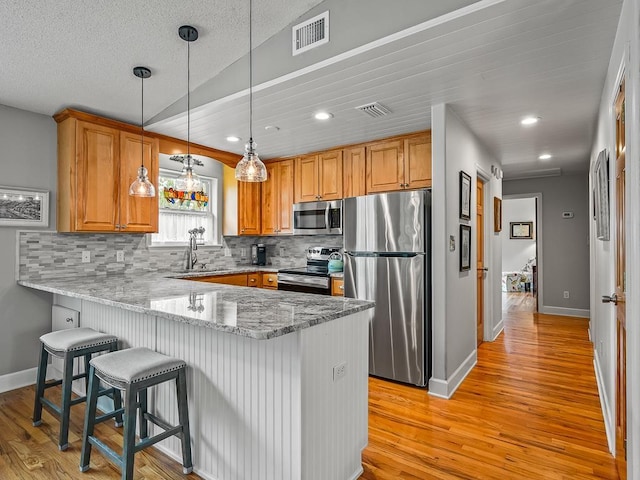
[116,250,125,263]
[333,361,346,381]
[224,247,232,257]
[279,246,286,257]
[81,251,91,263]
[240,248,247,258]
[563,291,570,299]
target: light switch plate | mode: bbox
[81,251,90,263]
[116,250,125,262]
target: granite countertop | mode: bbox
[18,274,372,340]
[169,266,281,279]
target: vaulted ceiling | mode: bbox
[1,0,623,177]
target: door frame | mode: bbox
[475,166,492,344]
[503,193,544,313]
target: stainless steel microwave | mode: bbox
[293,200,342,235]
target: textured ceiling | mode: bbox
[0,0,324,123]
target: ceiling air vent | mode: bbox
[356,102,392,118]
[292,11,329,56]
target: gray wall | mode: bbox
[0,104,57,375]
[503,174,590,312]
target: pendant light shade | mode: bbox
[172,25,203,192]
[235,0,267,182]
[129,66,156,197]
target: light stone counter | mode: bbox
[18,274,372,340]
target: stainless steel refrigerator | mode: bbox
[343,189,431,387]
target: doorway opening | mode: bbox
[501,196,539,313]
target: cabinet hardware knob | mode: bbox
[268,278,273,282]
[115,224,121,229]
[65,317,73,323]
[339,285,344,290]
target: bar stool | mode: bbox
[80,347,193,480]
[33,327,121,451]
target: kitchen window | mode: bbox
[149,169,221,247]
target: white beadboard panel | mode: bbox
[154,316,302,480]
[80,300,156,350]
[300,311,369,480]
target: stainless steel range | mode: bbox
[277,246,341,295]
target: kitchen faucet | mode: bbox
[184,227,205,270]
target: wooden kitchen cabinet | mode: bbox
[343,147,366,198]
[294,150,343,203]
[331,278,344,296]
[55,111,159,233]
[238,180,261,235]
[262,159,294,235]
[262,273,278,289]
[366,133,431,194]
[247,273,262,288]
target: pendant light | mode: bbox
[235,0,267,182]
[174,25,203,193]
[129,66,156,197]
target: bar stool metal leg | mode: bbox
[32,344,48,427]
[176,369,193,474]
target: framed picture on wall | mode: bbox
[460,224,471,271]
[0,186,49,227]
[493,197,502,232]
[510,221,533,239]
[459,171,471,220]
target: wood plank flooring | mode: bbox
[361,310,618,480]
[0,307,616,479]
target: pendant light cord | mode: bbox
[249,0,253,145]
[140,74,145,168]
[187,39,191,157]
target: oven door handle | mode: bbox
[277,274,330,289]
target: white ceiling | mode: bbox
[1,0,623,177]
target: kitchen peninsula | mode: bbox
[19,275,373,480]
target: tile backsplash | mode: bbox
[17,231,343,281]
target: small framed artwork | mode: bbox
[0,186,49,227]
[460,224,471,271]
[493,197,502,232]
[459,171,471,220]
[510,221,533,239]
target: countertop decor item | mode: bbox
[235,0,267,183]
[129,66,156,198]
[327,251,343,272]
[173,25,202,193]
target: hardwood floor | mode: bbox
[502,291,537,313]
[0,308,616,479]
[361,310,618,480]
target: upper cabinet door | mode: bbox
[261,162,278,235]
[366,139,404,194]
[119,131,159,233]
[75,121,120,231]
[238,180,261,235]
[343,147,366,198]
[318,150,343,200]
[404,133,432,189]
[295,155,319,203]
[277,159,295,234]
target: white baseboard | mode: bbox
[490,319,504,341]
[0,365,58,394]
[593,351,615,454]
[540,306,590,318]
[428,349,477,399]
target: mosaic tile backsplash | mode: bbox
[17,231,343,281]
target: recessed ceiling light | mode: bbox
[314,112,334,120]
[226,136,241,142]
[264,125,280,131]
[539,154,552,160]
[521,116,540,126]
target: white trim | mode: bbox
[148,0,510,127]
[428,349,477,399]
[540,306,590,318]
[0,367,38,393]
[594,352,615,454]
[490,319,504,341]
[503,193,544,312]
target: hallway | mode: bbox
[361,309,617,479]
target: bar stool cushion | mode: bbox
[90,347,186,389]
[40,328,117,355]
